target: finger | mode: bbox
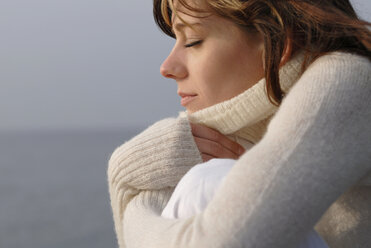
[201,153,214,163]
[190,123,245,155]
[194,136,240,160]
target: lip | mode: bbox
[178,92,197,107]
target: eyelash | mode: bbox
[184,40,203,48]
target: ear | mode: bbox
[279,30,293,67]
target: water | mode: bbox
[0,127,144,248]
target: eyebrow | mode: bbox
[171,22,203,34]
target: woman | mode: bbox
[107,0,371,247]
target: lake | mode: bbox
[0,127,144,248]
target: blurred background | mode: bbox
[0,0,370,247]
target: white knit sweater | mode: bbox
[107,52,371,248]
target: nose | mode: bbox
[160,46,187,79]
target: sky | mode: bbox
[0,0,370,131]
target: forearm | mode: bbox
[107,115,203,190]
[107,114,203,248]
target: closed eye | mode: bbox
[184,40,203,48]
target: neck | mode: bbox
[179,52,305,149]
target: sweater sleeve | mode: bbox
[107,115,203,248]
[121,53,371,248]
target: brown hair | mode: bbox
[153,0,371,106]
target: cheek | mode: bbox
[231,40,265,81]
[195,44,264,102]
[193,51,229,102]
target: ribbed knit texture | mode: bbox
[107,117,203,248]
[180,51,304,144]
[107,52,371,248]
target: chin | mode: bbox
[185,108,195,114]
[185,105,198,114]
[186,104,208,114]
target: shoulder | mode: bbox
[312,51,370,67]
[304,52,370,86]
[284,52,370,107]
[267,52,371,140]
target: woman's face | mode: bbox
[160,5,265,113]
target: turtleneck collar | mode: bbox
[178,52,305,147]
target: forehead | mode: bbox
[170,0,210,24]
[171,22,205,37]
[171,9,213,34]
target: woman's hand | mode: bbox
[190,123,246,162]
